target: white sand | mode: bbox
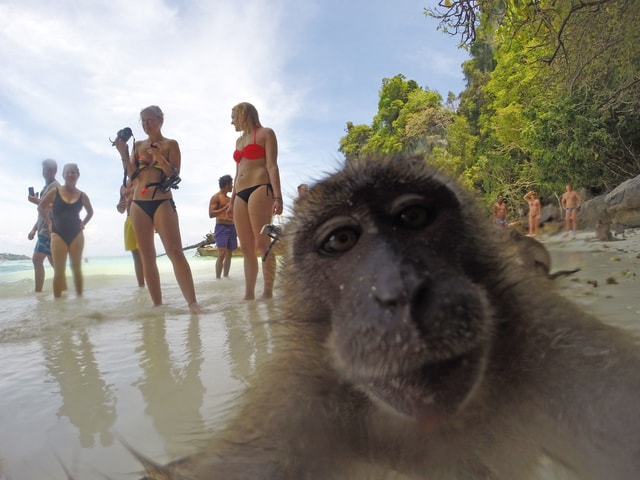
[539,227,640,333]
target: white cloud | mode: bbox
[0,0,468,258]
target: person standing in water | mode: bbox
[27,158,62,292]
[227,102,283,300]
[114,105,201,313]
[37,163,93,298]
[209,174,237,279]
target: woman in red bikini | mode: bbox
[227,102,284,300]
[115,105,201,313]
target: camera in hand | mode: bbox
[28,187,35,196]
[110,127,134,146]
[159,174,181,192]
[260,224,282,240]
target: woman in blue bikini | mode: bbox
[115,105,201,313]
[227,102,283,300]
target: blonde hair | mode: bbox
[233,102,261,130]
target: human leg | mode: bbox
[32,251,47,292]
[50,234,68,298]
[154,200,201,312]
[570,210,578,233]
[131,203,162,305]
[528,214,535,236]
[223,250,232,277]
[67,232,85,296]
[234,198,258,300]
[131,250,145,287]
[215,248,228,279]
[247,187,276,299]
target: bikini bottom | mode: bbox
[236,184,273,203]
[133,199,175,219]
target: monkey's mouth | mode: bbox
[362,349,484,427]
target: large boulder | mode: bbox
[578,195,608,229]
[604,175,640,227]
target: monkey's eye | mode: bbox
[314,216,361,257]
[390,194,435,230]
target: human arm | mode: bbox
[37,189,56,230]
[28,191,40,205]
[147,139,180,177]
[209,195,220,218]
[263,127,283,215]
[28,222,38,240]
[116,183,131,214]
[81,192,94,228]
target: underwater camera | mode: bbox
[260,223,282,261]
[159,174,182,192]
[110,127,133,146]
[260,224,282,239]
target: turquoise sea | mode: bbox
[0,253,276,480]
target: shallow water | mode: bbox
[0,255,275,479]
[1,236,639,479]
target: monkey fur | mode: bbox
[507,229,580,279]
[139,157,640,479]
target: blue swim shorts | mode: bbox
[34,233,52,256]
[214,223,238,250]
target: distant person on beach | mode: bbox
[117,178,144,287]
[114,105,201,313]
[492,195,508,229]
[227,102,284,300]
[209,174,237,279]
[523,190,541,237]
[561,183,584,235]
[37,163,93,298]
[296,183,309,200]
[27,158,62,292]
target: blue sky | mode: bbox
[0,0,468,257]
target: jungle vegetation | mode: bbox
[338,0,640,212]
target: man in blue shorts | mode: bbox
[209,174,238,278]
[27,159,61,292]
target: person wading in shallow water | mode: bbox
[38,163,93,298]
[27,158,64,292]
[227,102,284,300]
[115,105,202,313]
[209,174,238,279]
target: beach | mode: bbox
[0,230,639,480]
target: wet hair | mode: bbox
[140,105,164,121]
[219,174,233,189]
[233,102,261,129]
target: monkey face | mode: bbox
[285,158,500,427]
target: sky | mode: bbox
[0,0,468,258]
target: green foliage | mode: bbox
[339,0,640,218]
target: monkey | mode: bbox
[137,157,640,480]
[506,229,580,279]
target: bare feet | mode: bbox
[188,301,202,314]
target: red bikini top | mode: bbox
[233,128,266,163]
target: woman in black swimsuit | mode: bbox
[115,105,201,313]
[37,163,93,298]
